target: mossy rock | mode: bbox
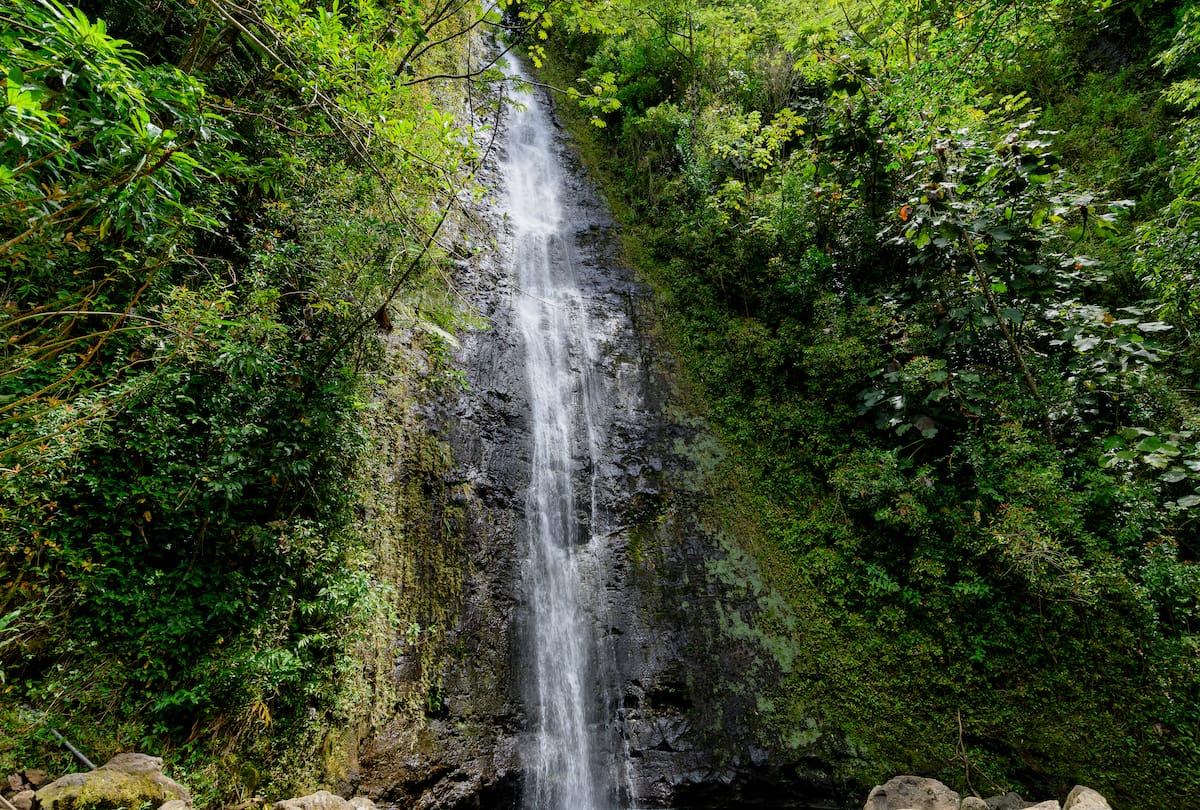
[35,754,190,810]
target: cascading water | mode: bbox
[359,46,838,810]
[500,62,625,810]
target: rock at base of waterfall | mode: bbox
[1064,786,1112,810]
[270,790,377,810]
[271,791,352,810]
[863,775,960,810]
[985,792,1029,810]
[34,753,191,810]
[862,779,1115,810]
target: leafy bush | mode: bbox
[544,0,1200,801]
[2,0,486,794]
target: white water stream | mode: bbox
[500,63,623,810]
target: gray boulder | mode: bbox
[35,754,190,810]
[865,775,961,810]
[1024,802,1060,810]
[271,792,351,810]
[1064,786,1112,810]
[11,790,35,810]
[986,793,1028,810]
[961,798,989,810]
[347,799,375,810]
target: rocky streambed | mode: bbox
[3,761,1119,810]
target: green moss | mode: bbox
[38,769,187,810]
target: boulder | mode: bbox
[11,790,35,810]
[347,799,375,810]
[9,775,27,793]
[271,792,351,810]
[961,798,989,810]
[986,793,1028,810]
[864,776,961,810]
[97,756,161,777]
[1024,803,1060,810]
[34,754,190,810]
[1064,786,1112,810]
[22,773,48,790]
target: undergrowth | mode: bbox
[536,0,1200,802]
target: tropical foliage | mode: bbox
[543,0,1200,803]
[4,0,1200,803]
[0,0,508,795]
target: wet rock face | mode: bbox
[357,81,848,810]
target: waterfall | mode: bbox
[500,62,624,810]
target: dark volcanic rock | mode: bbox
[357,69,852,810]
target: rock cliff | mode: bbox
[355,78,853,810]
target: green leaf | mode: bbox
[1118,427,1154,441]
[1145,453,1172,469]
[1136,436,1167,453]
[0,609,20,635]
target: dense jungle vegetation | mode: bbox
[0,0,504,795]
[3,0,1200,805]
[540,0,1200,804]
